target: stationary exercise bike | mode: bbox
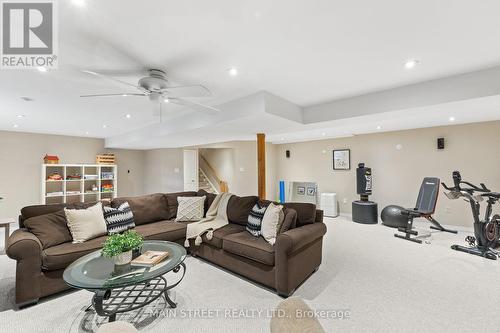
[442,171,500,260]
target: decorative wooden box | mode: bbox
[44,155,59,164]
[96,153,115,165]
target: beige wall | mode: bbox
[275,121,500,227]
[143,148,184,194]
[5,121,498,227]
[0,131,145,218]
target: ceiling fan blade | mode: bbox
[81,68,148,77]
[160,85,211,98]
[80,93,146,98]
[168,98,220,115]
[82,70,148,93]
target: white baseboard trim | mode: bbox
[324,212,352,219]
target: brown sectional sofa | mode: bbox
[7,190,326,306]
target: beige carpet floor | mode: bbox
[1,216,500,332]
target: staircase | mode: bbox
[199,168,217,193]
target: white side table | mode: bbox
[0,218,15,254]
[320,193,338,217]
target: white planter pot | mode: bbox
[113,250,132,265]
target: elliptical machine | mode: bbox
[442,171,500,260]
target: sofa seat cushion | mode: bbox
[223,232,275,266]
[134,220,187,242]
[201,224,245,249]
[42,235,107,270]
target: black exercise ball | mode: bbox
[381,205,408,228]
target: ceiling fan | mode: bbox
[80,69,220,115]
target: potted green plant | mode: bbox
[102,231,144,265]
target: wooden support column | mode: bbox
[257,133,266,200]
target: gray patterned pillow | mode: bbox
[103,202,135,235]
[175,196,206,222]
[246,203,267,236]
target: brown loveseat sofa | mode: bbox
[7,190,326,306]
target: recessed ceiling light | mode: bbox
[72,0,86,6]
[449,116,456,122]
[404,59,420,69]
[126,114,131,119]
[321,132,326,136]
[85,131,90,135]
[227,67,238,76]
[164,98,170,103]
[102,124,108,128]
[37,66,47,73]
[122,94,128,97]
[376,125,382,130]
[13,124,19,128]
[17,114,26,118]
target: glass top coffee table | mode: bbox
[63,240,187,322]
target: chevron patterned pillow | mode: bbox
[246,202,267,237]
[175,196,206,222]
[103,202,136,235]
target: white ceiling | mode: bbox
[2,0,500,147]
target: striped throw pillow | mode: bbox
[103,202,135,235]
[246,203,267,237]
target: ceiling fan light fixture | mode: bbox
[72,0,86,7]
[404,59,419,69]
[227,67,238,76]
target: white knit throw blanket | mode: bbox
[184,192,233,247]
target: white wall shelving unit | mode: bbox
[41,164,118,204]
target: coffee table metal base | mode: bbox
[90,263,185,322]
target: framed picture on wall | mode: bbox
[333,149,350,170]
[297,186,305,195]
[306,187,316,196]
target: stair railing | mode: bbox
[199,154,229,193]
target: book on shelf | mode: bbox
[131,251,169,267]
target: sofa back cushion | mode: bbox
[19,201,109,228]
[258,200,316,227]
[197,189,217,216]
[165,191,198,218]
[24,210,72,249]
[227,195,259,225]
[282,202,317,226]
[112,193,169,225]
[280,208,297,233]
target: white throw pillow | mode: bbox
[261,203,285,245]
[64,202,108,243]
[176,196,206,222]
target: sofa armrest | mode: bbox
[6,228,44,305]
[276,222,327,255]
[6,228,43,261]
[275,222,327,296]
